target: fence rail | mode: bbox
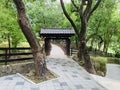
[0,47,33,65]
[71,48,78,55]
[71,48,115,57]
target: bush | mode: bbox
[107,57,120,64]
[90,56,107,76]
[115,52,120,58]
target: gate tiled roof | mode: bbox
[40,28,75,38]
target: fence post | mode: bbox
[5,49,8,65]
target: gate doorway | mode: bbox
[40,28,75,56]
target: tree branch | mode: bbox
[86,33,103,44]
[79,0,84,19]
[88,0,101,20]
[71,0,79,11]
[83,0,92,21]
[60,0,79,36]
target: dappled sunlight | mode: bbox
[49,44,67,58]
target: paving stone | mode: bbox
[62,70,68,72]
[5,77,13,80]
[60,82,68,86]
[72,71,78,74]
[54,63,57,65]
[92,88,99,90]
[14,85,23,90]
[47,86,55,90]
[75,84,84,89]
[62,86,72,90]
[52,79,59,83]
[22,87,31,90]
[31,87,39,90]
[51,67,57,69]
[84,77,91,80]
[16,82,24,85]
[72,75,78,78]
[62,64,66,66]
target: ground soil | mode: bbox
[21,69,58,84]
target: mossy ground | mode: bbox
[72,54,107,76]
[21,69,58,84]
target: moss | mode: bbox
[72,53,107,76]
[90,56,107,76]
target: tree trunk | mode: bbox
[60,0,101,74]
[13,0,46,76]
[78,20,96,74]
[103,41,109,55]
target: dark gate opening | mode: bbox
[40,28,75,56]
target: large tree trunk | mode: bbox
[78,20,96,74]
[13,0,46,76]
[103,41,109,55]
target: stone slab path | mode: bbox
[106,64,120,81]
[0,57,106,90]
[91,74,120,90]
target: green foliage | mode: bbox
[108,57,120,64]
[62,3,80,29]
[25,1,64,33]
[87,0,120,54]
[0,42,8,47]
[0,1,26,47]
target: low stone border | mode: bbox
[16,73,36,85]
[0,62,34,77]
[17,72,60,86]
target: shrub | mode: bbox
[107,57,120,64]
[90,56,107,76]
[115,52,120,58]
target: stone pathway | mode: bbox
[49,44,67,58]
[91,74,120,90]
[0,57,106,90]
[106,64,120,81]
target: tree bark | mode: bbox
[78,19,96,74]
[13,0,46,76]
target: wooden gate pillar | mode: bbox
[66,38,70,56]
[45,38,51,55]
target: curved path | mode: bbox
[0,57,106,90]
[49,44,67,58]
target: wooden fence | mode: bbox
[0,47,33,65]
[71,48,115,57]
[71,48,78,55]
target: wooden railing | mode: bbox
[71,48,115,57]
[0,47,33,65]
[71,48,78,55]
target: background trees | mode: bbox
[25,1,64,33]
[87,0,120,55]
[0,0,25,48]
